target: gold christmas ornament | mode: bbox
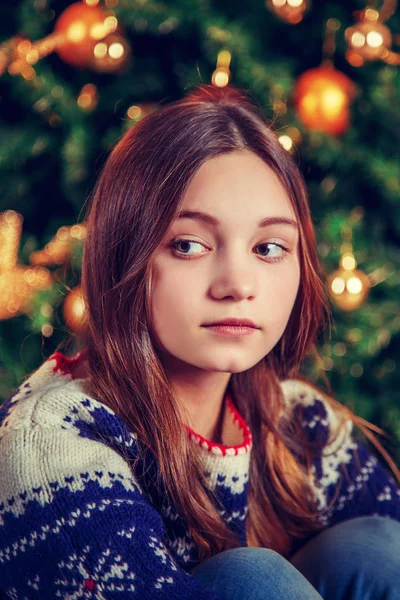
[328,252,371,311]
[90,33,131,73]
[0,210,52,320]
[345,10,392,63]
[345,3,400,66]
[293,65,356,136]
[63,284,88,333]
[266,0,311,24]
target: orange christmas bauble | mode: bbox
[63,284,88,333]
[54,2,112,68]
[293,65,356,136]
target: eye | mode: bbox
[171,238,205,256]
[170,238,289,263]
[256,242,287,261]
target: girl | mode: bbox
[0,84,399,600]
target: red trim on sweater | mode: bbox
[49,349,88,379]
[184,392,252,456]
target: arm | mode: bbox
[281,379,400,528]
[301,396,400,527]
[0,425,223,600]
[317,434,400,527]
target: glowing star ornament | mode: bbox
[328,251,371,312]
[266,0,311,24]
[54,1,117,68]
[292,65,356,136]
[29,223,87,266]
[0,211,52,320]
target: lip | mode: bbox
[203,325,257,337]
[202,318,259,328]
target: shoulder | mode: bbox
[279,377,354,455]
[0,350,124,435]
[0,352,143,523]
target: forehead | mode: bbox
[179,150,295,222]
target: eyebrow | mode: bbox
[176,210,298,229]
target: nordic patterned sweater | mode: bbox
[0,352,399,600]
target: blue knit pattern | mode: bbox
[0,353,399,599]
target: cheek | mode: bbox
[265,263,300,315]
[150,267,201,329]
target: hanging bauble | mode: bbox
[54,2,116,68]
[266,0,311,24]
[90,33,131,73]
[63,284,88,333]
[328,253,370,311]
[345,18,392,63]
[292,65,356,136]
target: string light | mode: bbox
[126,103,157,123]
[211,50,231,88]
[77,83,98,111]
[278,126,301,152]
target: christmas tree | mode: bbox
[1,0,399,463]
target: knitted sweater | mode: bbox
[0,352,399,600]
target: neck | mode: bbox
[166,367,231,441]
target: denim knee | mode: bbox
[293,515,400,568]
[191,546,323,600]
[290,516,400,600]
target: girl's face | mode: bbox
[150,149,300,377]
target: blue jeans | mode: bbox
[190,516,400,599]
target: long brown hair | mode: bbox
[76,84,399,559]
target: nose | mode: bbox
[209,247,258,300]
